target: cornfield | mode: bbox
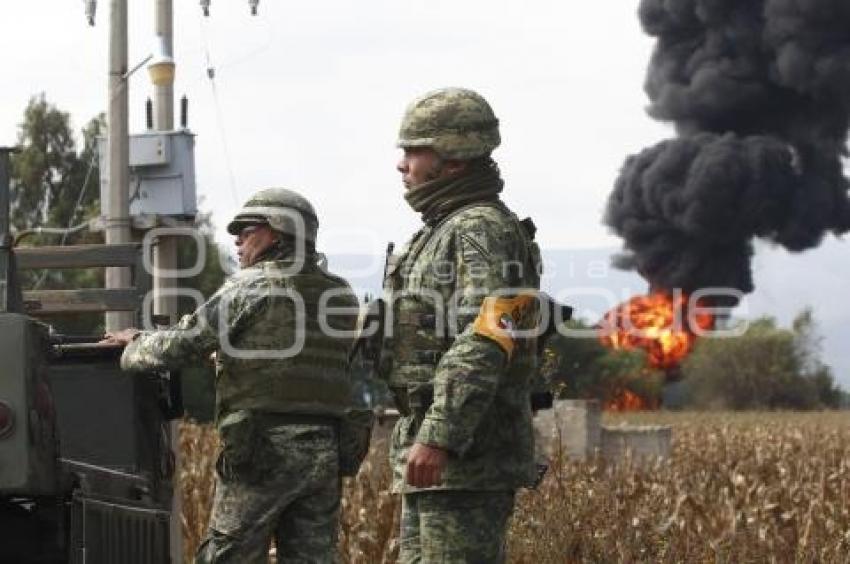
[179,411,850,563]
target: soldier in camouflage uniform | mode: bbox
[386,88,542,563]
[107,189,360,564]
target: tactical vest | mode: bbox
[216,260,357,418]
[384,202,542,412]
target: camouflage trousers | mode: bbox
[399,490,515,564]
[196,411,340,564]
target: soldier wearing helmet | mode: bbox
[385,88,542,563]
[107,188,364,563]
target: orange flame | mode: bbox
[599,292,713,369]
[605,389,657,412]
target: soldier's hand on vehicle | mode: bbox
[406,443,448,488]
[100,328,141,346]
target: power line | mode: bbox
[61,150,98,245]
[16,222,91,247]
[29,150,98,290]
[199,14,240,207]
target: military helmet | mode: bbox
[397,87,501,160]
[226,188,319,243]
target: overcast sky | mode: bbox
[2,1,848,385]
[0,0,673,252]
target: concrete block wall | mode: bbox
[534,399,601,460]
[600,425,672,462]
[533,399,672,464]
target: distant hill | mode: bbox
[326,236,849,388]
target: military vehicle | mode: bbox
[0,148,182,563]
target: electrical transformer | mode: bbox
[98,131,197,219]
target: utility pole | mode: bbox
[152,1,175,130]
[105,0,133,332]
[148,1,182,561]
[149,0,179,324]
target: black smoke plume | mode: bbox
[606,0,850,301]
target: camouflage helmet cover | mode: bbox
[226,187,319,242]
[397,87,501,160]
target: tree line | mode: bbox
[542,309,847,410]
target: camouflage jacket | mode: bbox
[121,256,359,423]
[386,200,542,492]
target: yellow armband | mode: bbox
[472,294,538,360]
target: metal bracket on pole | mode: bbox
[124,54,154,81]
[0,147,22,314]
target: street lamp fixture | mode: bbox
[148,37,175,87]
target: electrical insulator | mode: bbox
[200,0,211,17]
[181,96,189,129]
[84,0,96,26]
[146,98,153,130]
[249,0,259,16]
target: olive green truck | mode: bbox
[0,148,181,563]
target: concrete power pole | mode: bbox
[105,0,134,332]
[147,1,183,561]
[149,0,179,324]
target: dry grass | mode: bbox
[178,421,219,562]
[179,412,850,563]
[337,436,401,564]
